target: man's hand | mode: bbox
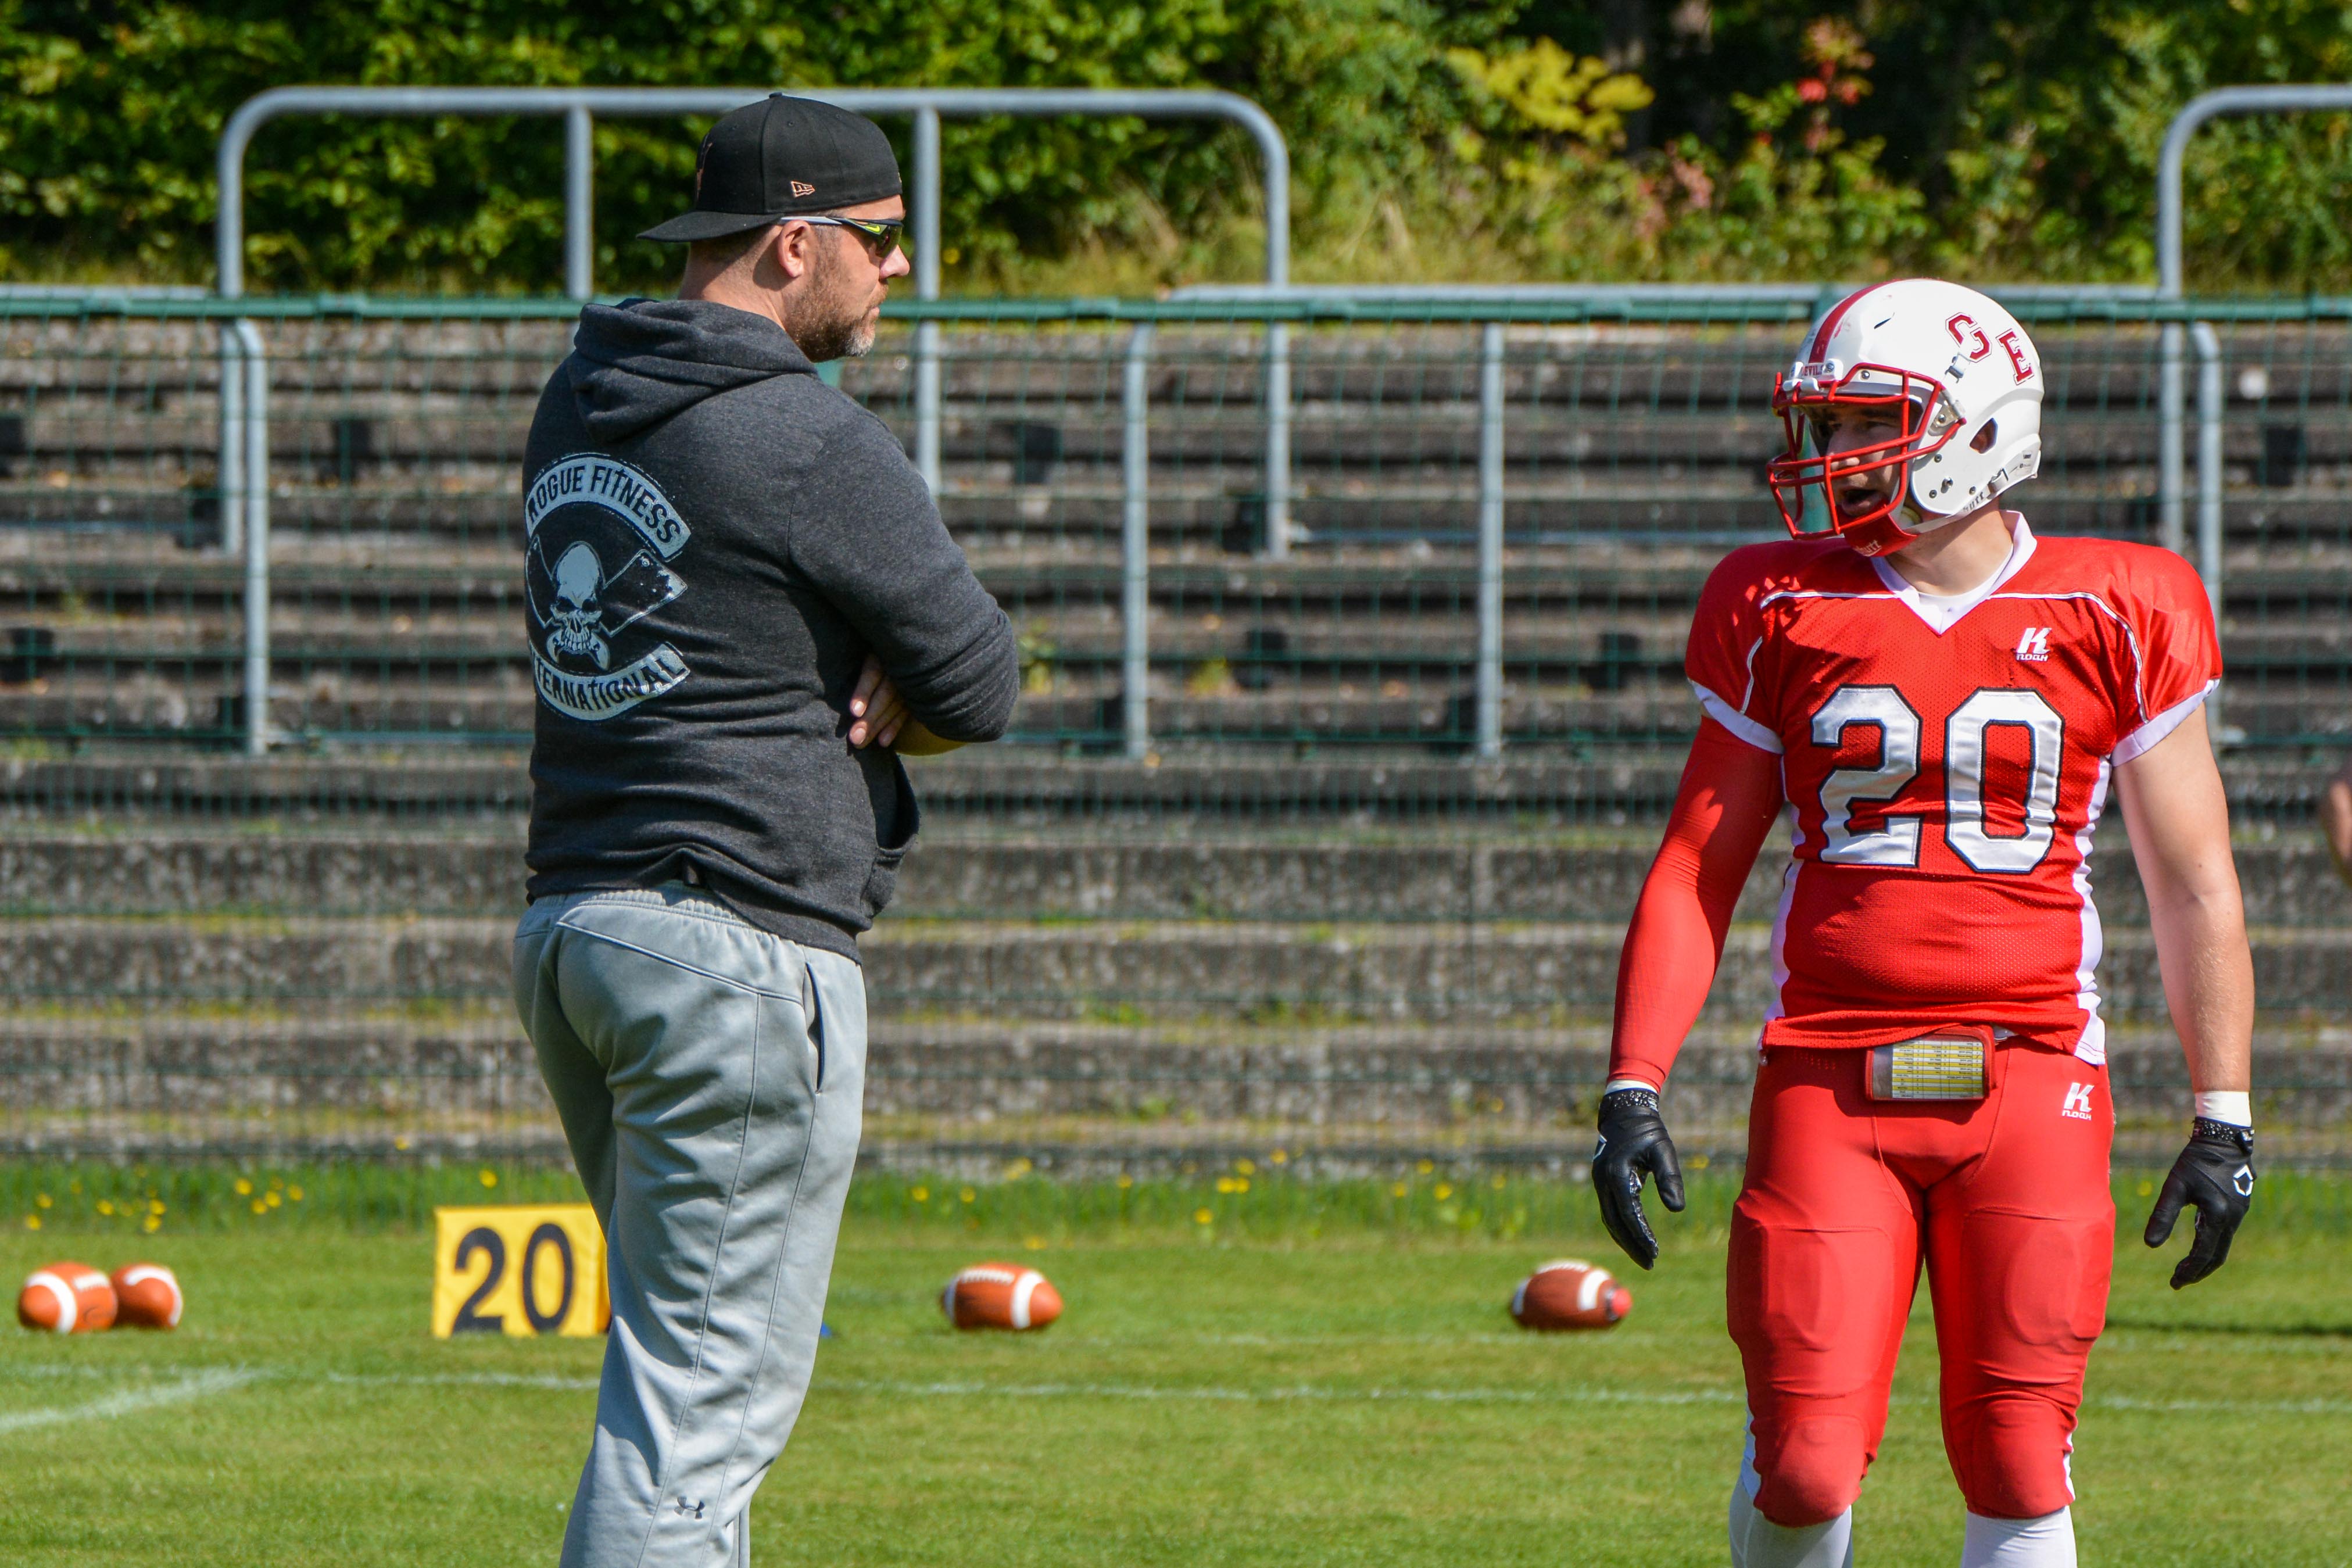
[846,654,911,749]
[2143,1119,2256,1289]
[1593,1087,1685,1271]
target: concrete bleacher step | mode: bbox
[8,532,2348,604]
[15,479,2352,557]
[1,1008,2343,1166]
[28,403,2330,475]
[9,313,2349,404]
[0,749,2335,821]
[2,671,2339,748]
[0,912,2342,1019]
[3,828,2340,928]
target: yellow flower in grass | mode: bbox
[1390,1183,1408,1198]
[910,1186,929,1203]
[142,1217,160,1234]
[1193,1208,1213,1226]
[234,1178,253,1196]
[479,1170,498,1188]
[1433,1184,1453,1202]
[34,1194,51,1209]
[96,1200,113,1216]
[286,1188,301,1204]
[1234,1159,1256,1176]
[24,1215,39,1231]
[959,1188,976,1205]
[266,1191,282,1208]
[250,1200,267,1215]
[1416,1159,1434,1175]
[1115,1174,1134,1190]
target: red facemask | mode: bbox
[1767,361,1960,557]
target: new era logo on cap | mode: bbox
[639,95,901,244]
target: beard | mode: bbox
[788,240,880,363]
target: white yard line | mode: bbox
[816,1377,1741,1408]
[813,1376,2352,1419]
[0,1366,263,1435]
[3,1365,2344,1423]
[319,1370,602,1392]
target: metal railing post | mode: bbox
[233,320,271,756]
[1474,322,1505,759]
[1123,324,1155,759]
[2191,323,2224,617]
[2160,323,2186,554]
[2190,321,2233,746]
[215,326,245,557]
[564,105,595,302]
[1263,324,1291,557]
[914,105,943,492]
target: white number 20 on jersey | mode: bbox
[1811,685,2064,872]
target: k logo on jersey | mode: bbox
[2060,1082,2095,1120]
[2016,627,2053,662]
[524,454,693,721]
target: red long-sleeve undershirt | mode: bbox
[1607,717,1787,1091]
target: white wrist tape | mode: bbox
[1604,1076,1662,1096]
[2193,1090,2251,1127]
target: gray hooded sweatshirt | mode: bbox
[520,298,1018,958]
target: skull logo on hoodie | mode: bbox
[524,454,692,720]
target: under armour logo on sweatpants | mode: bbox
[674,1497,704,1520]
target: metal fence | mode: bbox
[0,290,2346,1176]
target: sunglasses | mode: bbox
[790,214,907,257]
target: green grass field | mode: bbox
[1,1174,2347,1567]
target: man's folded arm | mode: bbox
[792,418,1021,742]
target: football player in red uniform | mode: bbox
[1593,280,2256,1568]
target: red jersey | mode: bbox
[1684,518,2220,1063]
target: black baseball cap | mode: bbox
[639,94,903,244]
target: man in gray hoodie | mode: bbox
[511,96,1018,1567]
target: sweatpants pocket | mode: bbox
[801,963,826,1093]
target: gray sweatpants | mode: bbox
[513,885,867,1568]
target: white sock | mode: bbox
[1960,1509,2074,1568]
[1729,1480,1855,1568]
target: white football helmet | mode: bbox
[1766,278,2044,556]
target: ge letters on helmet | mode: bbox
[1767,278,2045,557]
[524,455,693,721]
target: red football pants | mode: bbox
[1728,1043,2114,1526]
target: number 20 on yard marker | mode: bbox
[432,1204,610,1338]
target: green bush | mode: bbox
[0,0,1495,292]
[7,0,2352,292]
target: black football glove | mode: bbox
[1593,1087,1685,1271]
[2143,1118,2256,1290]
